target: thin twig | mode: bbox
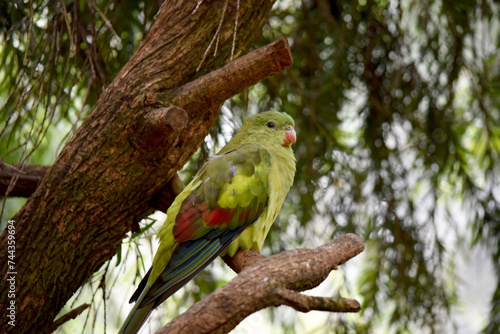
[49,304,90,333]
[230,0,240,60]
[196,0,229,72]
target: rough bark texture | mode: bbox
[158,234,365,334]
[0,1,280,332]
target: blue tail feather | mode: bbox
[119,226,245,334]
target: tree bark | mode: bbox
[0,1,281,332]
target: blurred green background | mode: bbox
[1,0,499,333]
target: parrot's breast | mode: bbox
[224,146,295,256]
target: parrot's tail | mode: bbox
[118,297,155,334]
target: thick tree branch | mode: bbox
[146,37,293,111]
[157,234,364,334]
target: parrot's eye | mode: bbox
[266,122,276,129]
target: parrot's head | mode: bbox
[231,111,296,148]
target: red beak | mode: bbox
[284,125,296,146]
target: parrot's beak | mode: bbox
[284,125,296,146]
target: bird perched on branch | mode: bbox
[119,111,296,334]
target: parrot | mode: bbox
[119,111,296,334]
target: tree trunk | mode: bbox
[0,1,278,332]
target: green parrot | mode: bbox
[119,111,296,334]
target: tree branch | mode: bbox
[0,163,49,198]
[49,304,90,333]
[273,287,360,313]
[145,37,293,111]
[157,234,364,334]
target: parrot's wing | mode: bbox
[139,143,271,307]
